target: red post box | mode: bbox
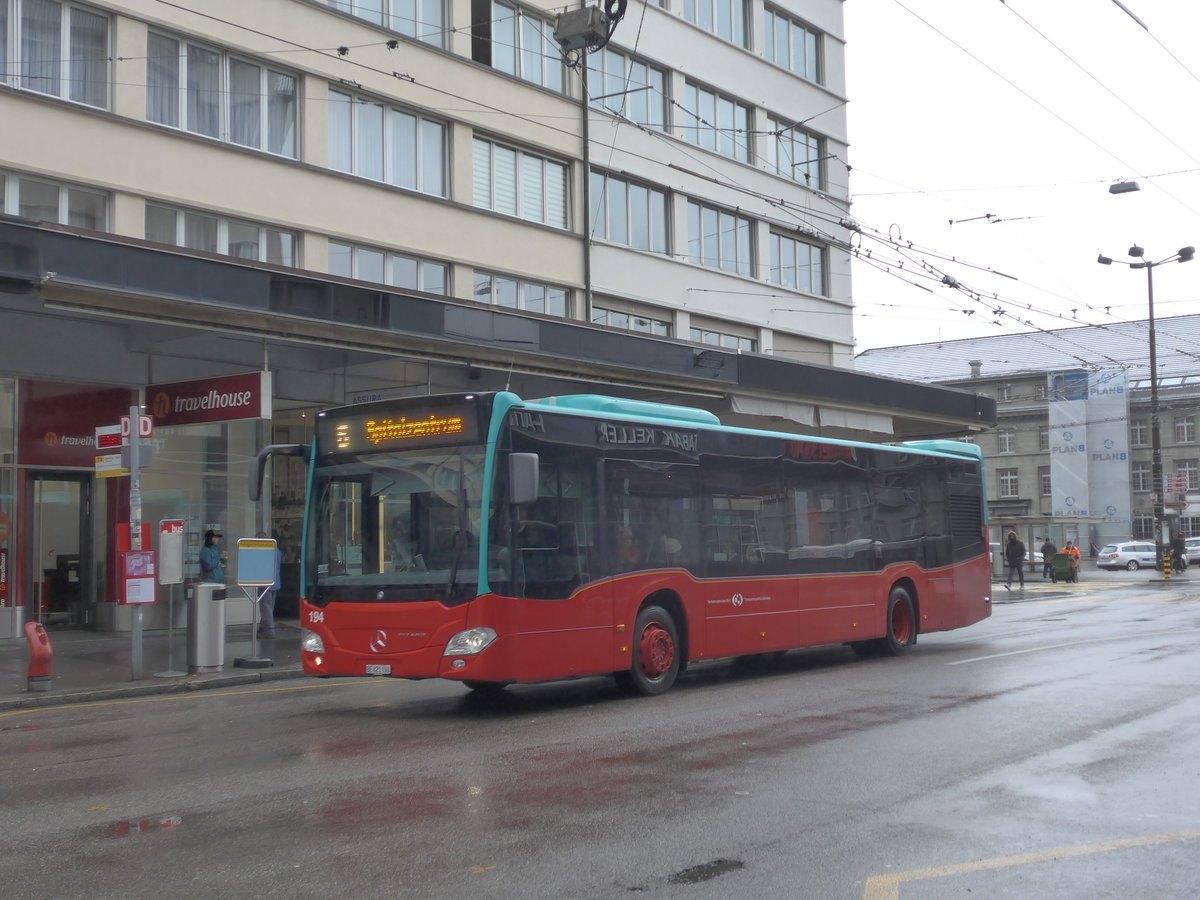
[24,621,53,692]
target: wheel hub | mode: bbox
[892,602,913,644]
[638,623,674,678]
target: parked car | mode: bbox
[1096,541,1177,571]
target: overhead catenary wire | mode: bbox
[999,1,1200,175]
[888,0,1200,221]
[847,2,1200,355]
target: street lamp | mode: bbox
[1097,245,1195,569]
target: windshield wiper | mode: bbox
[443,529,465,601]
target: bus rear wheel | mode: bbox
[878,586,916,656]
[618,605,681,696]
[850,585,916,658]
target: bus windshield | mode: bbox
[309,447,486,604]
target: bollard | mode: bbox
[24,621,53,692]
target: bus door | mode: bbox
[496,452,610,679]
[601,458,701,637]
[699,457,799,658]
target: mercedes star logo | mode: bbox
[369,630,388,653]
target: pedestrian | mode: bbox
[1004,531,1026,590]
[1171,532,1186,572]
[199,529,224,583]
[1061,540,1081,582]
[1040,536,1057,579]
[257,531,281,639]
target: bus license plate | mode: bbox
[365,664,391,675]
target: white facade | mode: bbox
[0,0,853,364]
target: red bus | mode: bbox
[252,392,991,695]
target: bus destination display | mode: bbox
[319,402,482,454]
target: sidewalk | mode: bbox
[0,620,306,712]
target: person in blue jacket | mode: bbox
[256,532,282,638]
[199,529,224,583]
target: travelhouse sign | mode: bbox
[147,372,272,427]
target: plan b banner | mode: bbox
[1048,370,1130,526]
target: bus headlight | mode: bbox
[301,629,325,653]
[444,627,497,656]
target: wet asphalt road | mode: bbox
[2,575,1198,899]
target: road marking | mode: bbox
[862,829,1200,900]
[946,627,1200,665]
[0,679,391,718]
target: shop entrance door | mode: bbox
[30,473,92,628]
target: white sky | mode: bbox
[843,0,1200,353]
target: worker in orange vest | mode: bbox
[1061,540,1080,579]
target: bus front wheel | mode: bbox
[617,605,681,696]
[463,680,509,695]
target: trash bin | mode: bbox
[188,582,226,673]
[1051,553,1078,584]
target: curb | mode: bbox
[0,664,308,712]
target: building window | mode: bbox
[765,117,823,188]
[1039,466,1051,496]
[147,33,298,157]
[684,0,746,47]
[473,272,569,317]
[1175,415,1195,443]
[593,306,671,336]
[998,430,1015,453]
[997,468,1018,498]
[325,0,445,48]
[3,0,109,108]
[145,203,296,266]
[471,0,563,92]
[688,201,753,275]
[1178,459,1198,491]
[1035,382,1048,400]
[1131,462,1150,492]
[680,82,751,162]
[763,6,821,82]
[1039,428,1050,451]
[328,241,448,293]
[689,326,754,352]
[1180,516,1200,537]
[586,46,667,130]
[768,232,824,295]
[589,171,668,253]
[1,169,107,230]
[998,384,1013,401]
[473,138,568,228]
[328,90,446,195]
[1132,516,1154,540]
[1130,420,1147,446]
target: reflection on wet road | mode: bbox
[2,580,1198,898]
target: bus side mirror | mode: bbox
[249,443,309,501]
[509,453,540,506]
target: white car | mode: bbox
[1096,541,1171,571]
